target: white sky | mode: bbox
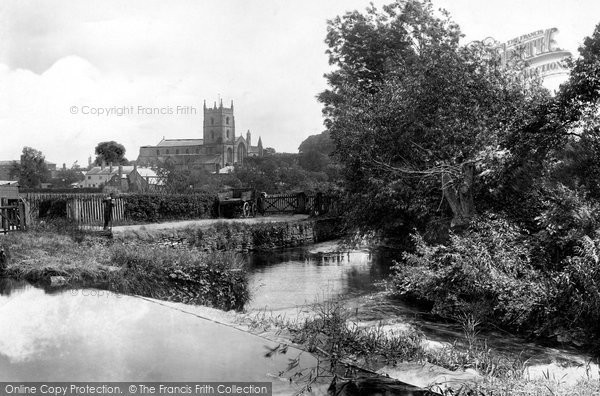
[0,0,599,166]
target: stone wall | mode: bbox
[118,218,343,252]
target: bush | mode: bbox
[38,198,68,218]
[390,215,545,331]
[123,193,217,222]
[543,233,600,341]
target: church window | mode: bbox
[211,131,214,140]
[226,117,230,125]
[211,118,214,125]
[227,130,230,138]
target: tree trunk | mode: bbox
[442,163,475,231]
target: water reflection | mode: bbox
[246,242,393,311]
[0,282,324,394]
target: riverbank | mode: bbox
[0,216,344,310]
[0,231,249,311]
[113,216,343,252]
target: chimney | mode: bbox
[133,162,138,171]
[62,163,66,171]
[118,165,123,180]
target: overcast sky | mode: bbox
[1,0,599,167]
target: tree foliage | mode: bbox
[10,147,51,188]
[319,0,548,236]
[94,141,128,166]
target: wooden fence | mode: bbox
[18,191,339,228]
[21,193,124,229]
[67,197,125,228]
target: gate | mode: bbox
[262,193,300,213]
[0,201,26,234]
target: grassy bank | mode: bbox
[0,229,249,311]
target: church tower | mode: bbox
[203,99,235,167]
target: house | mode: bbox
[83,163,160,192]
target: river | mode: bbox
[0,240,597,391]
[245,240,599,386]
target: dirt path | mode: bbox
[110,214,310,234]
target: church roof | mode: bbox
[157,139,203,147]
[248,146,261,154]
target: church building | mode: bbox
[137,100,263,171]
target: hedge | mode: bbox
[123,193,217,222]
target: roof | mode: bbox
[248,146,261,154]
[218,166,235,174]
[0,180,18,186]
[85,166,156,177]
[156,139,203,147]
[136,168,158,178]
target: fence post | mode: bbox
[19,202,26,230]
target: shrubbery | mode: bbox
[123,192,217,222]
[390,212,600,345]
[390,215,545,331]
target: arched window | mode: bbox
[226,130,230,138]
[226,117,230,125]
[237,143,246,165]
[210,118,214,125]
[211,131,214,140]
[227,147,233,164]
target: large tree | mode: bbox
[94,141,128,166]
[10,147,51,188]
[319,0,546,236]
[298,131,336,173]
